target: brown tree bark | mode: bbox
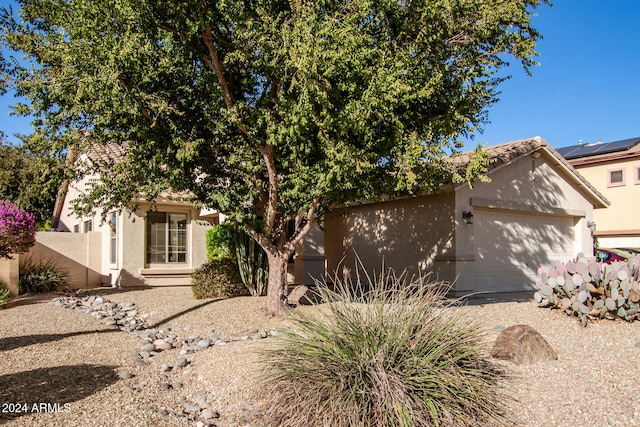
[264,250,291,316]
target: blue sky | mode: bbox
[1,1,639,150]
[461,0,640,150]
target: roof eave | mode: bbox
[538,146,610,209]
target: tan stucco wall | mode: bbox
[324,192,456,284]
[57,169,102,233]
[57,172,213,287]
[294,224,326,285]
[455,151,596,252]
[572,156,640,246]
[115,204,212,287]
[323,149,597,295]
[0,257,20,296]
[28,231,104,289]
[453,150,596,293]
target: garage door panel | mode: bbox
[474,210,575,292]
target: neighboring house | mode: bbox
[48,146,219,287]
[314,137,609,295]
[557,137,640,248]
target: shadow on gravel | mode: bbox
[458,291,534,306]
[0,329,119,352]
[147,298,223,329]
[4,293,59,309]
[0,364,119,423]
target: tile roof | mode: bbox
[77,142,194,203]
[79,142,128,165]
[449,136,546,174]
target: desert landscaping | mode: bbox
[1,286,639,426]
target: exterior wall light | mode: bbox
[587,221,596,233]
[462,211,474,225]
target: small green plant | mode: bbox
[206,223,234,261]
[0,281,11,308]
[191,257,249,299]
[260,266,509,427]
[18,256,68,295]
[206,223,268,296]
[534,253,640,325]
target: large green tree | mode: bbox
[0,135,64,226]
[0,0,547,314]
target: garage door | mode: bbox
[474,209,576,292]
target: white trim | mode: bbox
[607,168,625,187]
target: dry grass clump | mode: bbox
[259,267,510,427]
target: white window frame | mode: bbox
[146,211,188,265]
[608,168,625,187]
[109,212,117,265]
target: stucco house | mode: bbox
[39,143,317,290]
[36,136,608,296]
[319,137,609,295]
[557,137,640,248]
[44,146,219,288]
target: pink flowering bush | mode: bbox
[0,201,36,259]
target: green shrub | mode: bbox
[206,223,234,261]
[534,253,640,325]
[191,257,249,299]
[0,281,11,309]
[18,256,68,295]
[260,268,508,427]
[205,222,269,296]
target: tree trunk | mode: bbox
[264,250,290,316]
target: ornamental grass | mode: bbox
[18,256,68,295]
[0,281,11,308]
[260,265,509,427]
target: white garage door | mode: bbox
[474,209,576,292]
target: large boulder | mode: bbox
[490,324,557,365]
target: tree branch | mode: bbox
[284,198,319,254]
[201,27,234,111]
[258,144,279,237]
[201,27,254,140]
[244,222,277,255]
[117,77,156,126]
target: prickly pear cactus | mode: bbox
[534,253,640,326]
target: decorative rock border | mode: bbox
[49,291,273,426]
[49,292,274,358]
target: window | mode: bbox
[83,220,93,233]
[73,224,79,233]
[635,166,640,185]
[608,168,625,187]
[110,212,117,264]
[146,212,187,264]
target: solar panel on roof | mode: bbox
[556,137,640,160]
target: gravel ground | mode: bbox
[0,286,639,426]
